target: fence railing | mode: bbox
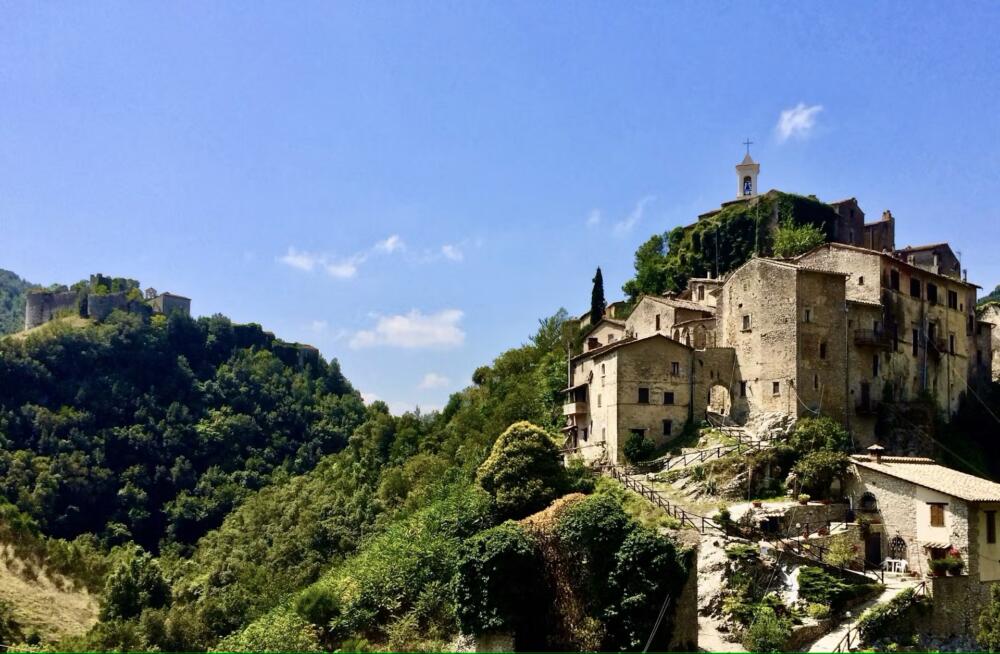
[832,581,927,653]
[604,466,726,535]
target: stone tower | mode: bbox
[736,151,759,199]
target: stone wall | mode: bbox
[24,290,79,330]
[86,292,128,321]
[863,211,896,252]
[929,576,997,639]
[669,547,699,651]
[151,293,191,317]
[979,304,1000,382]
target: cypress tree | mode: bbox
[590,267,606,325]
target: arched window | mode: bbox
[889,535,907,560]
[743,175,753,196]
[860,491,878,511]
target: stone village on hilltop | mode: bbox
[562,151,1000,648]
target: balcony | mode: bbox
[563,401,588,417]
[854,329,892,349]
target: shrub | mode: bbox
[798,566,879,610]
[806,603,831,620]
[742,606,791,653]
[477,421,567,519]
[555,493,635,592]
[622,431,655,464]
[856,587,925,645]
[294,585,341,629]
[824,535,857,569]
[214,609,322,652]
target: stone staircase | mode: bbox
[806,578,926,652]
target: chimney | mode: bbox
[867,444,885,464]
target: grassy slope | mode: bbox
[0,543,98,642]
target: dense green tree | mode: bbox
[0,269,34,335]
[622,431,656,464]
[476,421,567,519]
[772,219,825,258]
[590,267,606,325]
[453,521,547,640]
[790,416,853,454]
[792,450,850,498]
[101,547,171,621]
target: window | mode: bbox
[890,269,900,291]
[655,314,661,331]
[820,342,827,359]
[601,363,605,374]
[698,285,705,300]
[638,387,649,404]
[912,328,919,356]
[813,374,819,390]
[662,420,672,436]
[949,333,956,355]
[663,391,675,405]
[581,427,588,441]
[929,503,946,527]
[858,276,865,286]
[630,428,646,439]
[740,381,747,397]
[988,511,997,544]
[607,334,615,343]
[597,394,601,408]
[772,381,780,396]
[948,290,958,310]
[910,278,922,298]
[742,314,752,331]
[804,308,812,323]
[872,353,880,378]
[671,361,680,375]
[927,283,938,304]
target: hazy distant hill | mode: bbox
[0,269,33,335]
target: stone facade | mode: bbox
[863,210,896,252]
[86,292,129,321]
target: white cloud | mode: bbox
[309,320,328,333]
[614,196,655,236]
[586,209,602,227]
[323,256,363,279]
[418,372,451,389]
[776,103,823,142]
[441,244,464,262]
[375,234,405,254]
[361,391,380,404]
[349,309,465,349]
[278,247,322,271]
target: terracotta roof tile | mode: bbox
[851,456,1000,502]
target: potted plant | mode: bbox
[945,554,965,575]
[798,493,810,505]
[928,558,949,577]
[752,499,763,508]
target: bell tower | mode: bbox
[736,139,759,198]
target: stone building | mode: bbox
[796,242,982,431]
[563,151,992,453]
[24,290,80,330]
[978,303,1000,382]
[844,451,1000,637]
[149,292,192,318]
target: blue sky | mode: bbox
[3,2,999,413]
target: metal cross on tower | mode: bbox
[743,138,754,156]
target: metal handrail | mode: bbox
[832,581,928,652]
[605,466,727,536]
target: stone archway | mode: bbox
[708,383,732,416]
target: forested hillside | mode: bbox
[0,269,34,335]
[0,293,692,651]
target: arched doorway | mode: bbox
[708,383,732,416]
